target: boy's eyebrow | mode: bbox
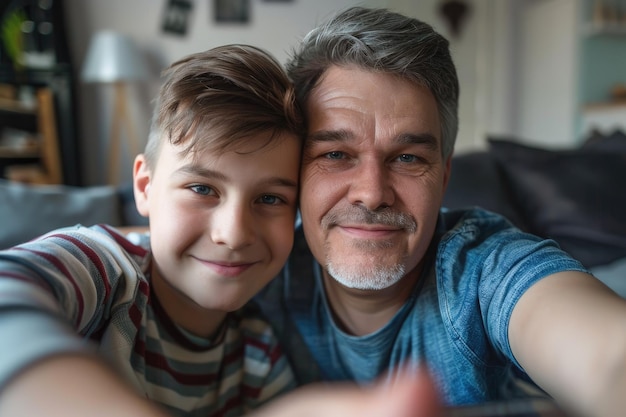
[175,164,298,187]
[176,165,227,181]
[257,176,299,188]
[307,129,440,151]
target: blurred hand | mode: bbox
[254,366,443,417]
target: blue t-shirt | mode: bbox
[254,208,587,405]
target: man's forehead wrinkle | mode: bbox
[314,90,423,125]
[307,129,439,153]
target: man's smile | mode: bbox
[338,224,404,239]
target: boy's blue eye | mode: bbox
[260,195,280,205]
[189,184,214,195]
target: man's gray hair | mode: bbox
[287,6,459,159]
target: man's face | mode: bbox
[300,66,451,291]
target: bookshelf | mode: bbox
[0,85,63,184]
[0,0,79,185]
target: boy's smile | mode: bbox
[191,255,259,278]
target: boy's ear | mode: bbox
[133,154,151,217]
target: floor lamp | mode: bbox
[81,31,149,185]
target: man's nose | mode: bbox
[210,202,256,250]
[347,159,394,210]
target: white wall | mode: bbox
[65,0,382,185]
[514,0,578,148]
[64,0,580,185]
[387,0,494,154]
[458,0,579,151]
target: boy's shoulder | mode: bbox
[10,224,152,269]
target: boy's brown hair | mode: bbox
[144,44,304,167]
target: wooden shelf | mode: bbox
[583,101,626,112]
[0,97,37,113]
[0,87,63,184]
[0,0,79,185]
[0,147,40,158]
[0,99,38,132]
[581,23,626,37]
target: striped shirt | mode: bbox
[0,224,295,416]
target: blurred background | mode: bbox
[1,0,625,186]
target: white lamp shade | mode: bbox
[81,31,149,83]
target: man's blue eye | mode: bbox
[398,154,418,163]
[326,151,344,159]
[189,185,213,195]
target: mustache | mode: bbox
[321,206,417,233]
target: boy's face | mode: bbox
[133,132,300,323]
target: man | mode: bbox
[256,6,626,417]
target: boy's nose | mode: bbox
[210,203,255,250]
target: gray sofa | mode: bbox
[0,180,148,249]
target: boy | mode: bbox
[0,44,303,417]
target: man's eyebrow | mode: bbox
[307,129,353,143]
[174,164,298,188]
[396,133,440,151]
[307,130,440,151]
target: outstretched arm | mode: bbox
[509,271,626,417]
[0,355,170,417]
[0,227,156,415]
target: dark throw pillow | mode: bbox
[489,139,626,268]
[443,151,527,230]
[582,129,626,153]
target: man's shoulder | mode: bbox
[433,207,554,292]
[439,207,519,236]
[436,207,535,253]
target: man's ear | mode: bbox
[133,154,151,217]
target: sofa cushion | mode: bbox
[581,129,626,153]
[443,151,527,230]
[489,139,626,268]
[0,180,122,249]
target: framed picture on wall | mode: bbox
[162,0,193,35]
[214,0,249,23]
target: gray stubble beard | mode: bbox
[325,238,406,290]
[320,205,416,290]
